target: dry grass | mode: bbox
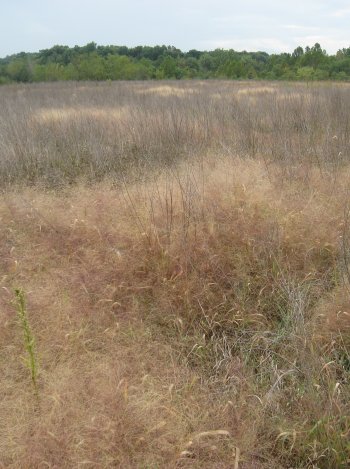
[136,85,198,96]
[0,81,349,468]
[237,86,277,95]
[34,107,128,123]
[1,80,350,187]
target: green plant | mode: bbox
[14,288,38,390]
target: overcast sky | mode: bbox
[1,0,350,57]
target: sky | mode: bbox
[1,0,350,58]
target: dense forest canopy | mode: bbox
[1,41,350,83]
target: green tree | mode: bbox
[6,58,33,82]
[75,53,106,80]
[158,56,181,78]
[296,66,314,81]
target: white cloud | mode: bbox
[283,25,320,32]
[201,38,291,53]
[332,7,350,17]
[27,22,55,36]
[0,0,350,56]
[292,35,350,52]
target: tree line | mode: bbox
[1,42,350,83]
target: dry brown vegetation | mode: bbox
[0,81,350,468]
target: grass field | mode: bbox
[0,81,349,468]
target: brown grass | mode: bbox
[1,80,350,187]
[136,85,198,96]
[34,107,128,123]
[0,81,349,468]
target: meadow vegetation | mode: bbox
[0,81,349,468]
